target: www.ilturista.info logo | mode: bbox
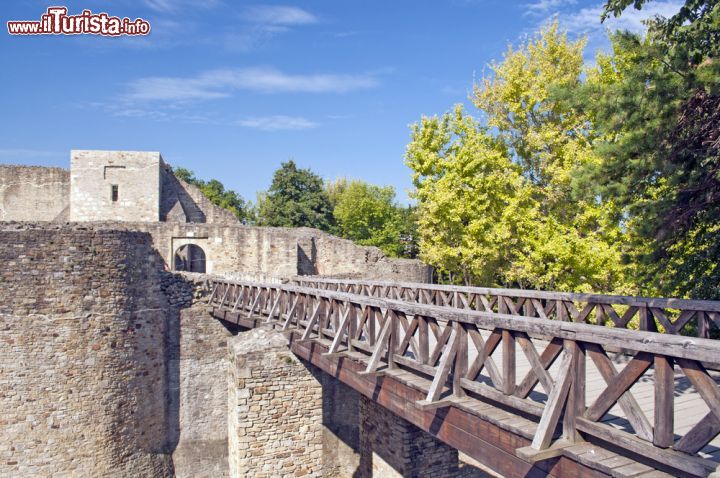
[7,7,151,36]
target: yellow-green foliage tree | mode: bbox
[406,23,631,292]
[406,105,534,286]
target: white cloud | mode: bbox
[559,1,682,36]
[237,115,318,131]
[224,29,283,53]
[124,67,379,102]
[527,1,683,58]
[125,77,229,102]
[525,0,577,15]
[243,6,318,26]
[224,6,318,52]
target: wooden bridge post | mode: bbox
[499,297,516,395]
[562,339,585,443]
[654,355,674,448]
[452,321,467,398]
[387,310,398,370]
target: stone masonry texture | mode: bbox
[3,221,429,281]
[358,396,460,478]
[169,300,235,478]
[0,166,69,221]
[70,150,161,222]
[228,328,324,478]
[0,224,174,477]
[1,149,431,281]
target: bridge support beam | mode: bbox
[228,328,324,478]
[358,396,460,477]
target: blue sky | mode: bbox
[0,0,681,204]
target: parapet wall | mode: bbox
[0,166,69,221]
[0,224,174,477]
[309,229,431,281]
[95,222,430,281]
[0,159,430,281]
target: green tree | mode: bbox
[256,160,334,231]
[602,0,719,62]
[577,17,720,298]
[331,179,406,257]
[172,167,250,222]
[477,23,629,292]
[407,24,631,292]
[473,21,593,206]
[406,105,535,286]
[397,205,420,259]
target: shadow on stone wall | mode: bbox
[288,355,363,477]
[297,239,318,275]
[160,168,206,223]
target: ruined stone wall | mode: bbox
[228,329,324,478]
[125,223,425,280]
[358,396,459,477]
[0,166,69,221]
[300,228,431,281]
[0,156,429,281]
[0,224,174,477]
[70,150,161,222]
[111,222,428,281]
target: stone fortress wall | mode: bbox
[0,224,250,477]
[0,166,69,221]
[0,224,450,477]
[0,150,430,282]
[0,225,174,477]
[0,151,436,477]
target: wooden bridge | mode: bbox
[207,277,720,478]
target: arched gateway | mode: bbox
[174,244,206,273]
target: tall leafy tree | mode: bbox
[578,14,720,298]
[473,23,589,194]
[473,22,629,292]
[407,24,631,292]
[406,105,535,286]
[256,160,334,231]
[331,179,406,257]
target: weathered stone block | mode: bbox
[228,328,324,478]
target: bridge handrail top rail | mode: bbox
[210,278,720,362]
[291,276,720,312]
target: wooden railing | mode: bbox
[293,277,720,338]
[208,278,720,477]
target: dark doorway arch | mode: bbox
[174,244,206,273]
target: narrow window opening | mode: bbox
[111,184,119,202]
